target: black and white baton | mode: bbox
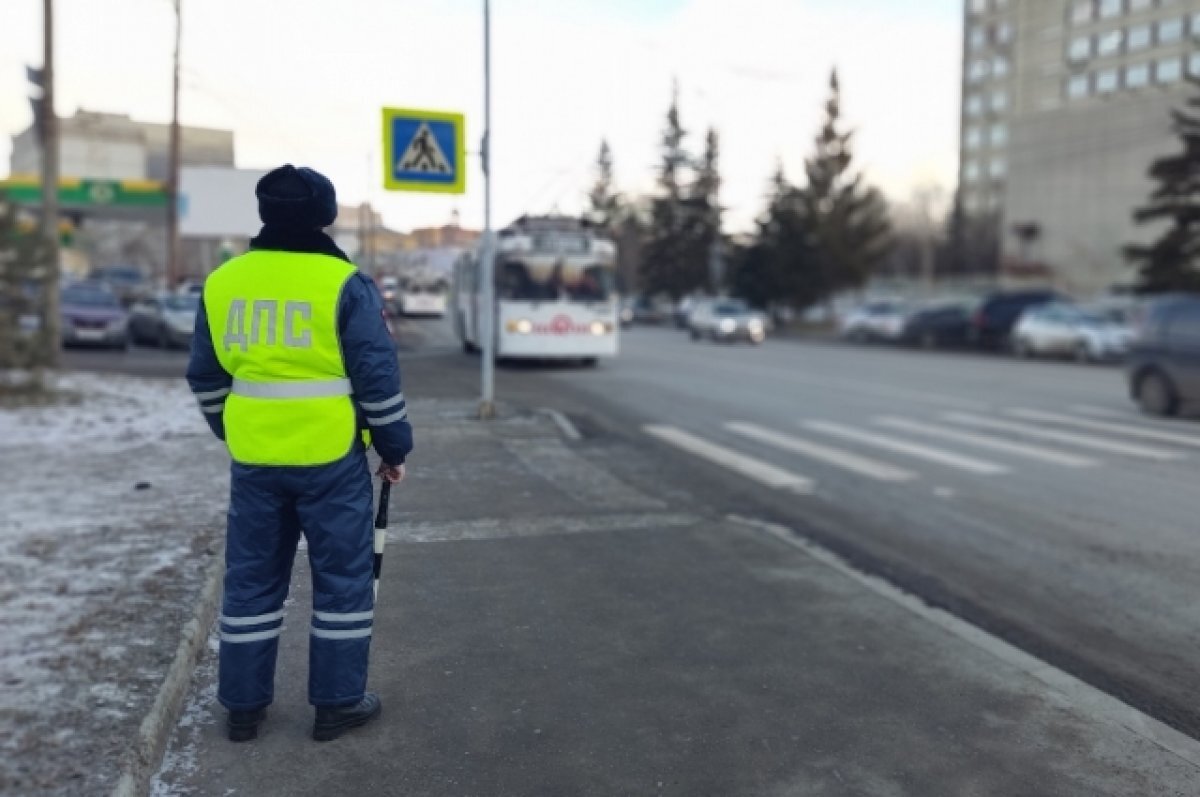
[373,481,391,600]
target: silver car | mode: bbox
[688,299,767,344]
[1012,302,1133,362]
[128,293,200,349]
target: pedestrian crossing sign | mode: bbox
[382,107,466,194]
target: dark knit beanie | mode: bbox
[256,164,338,229]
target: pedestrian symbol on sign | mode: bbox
[382,107,466,194]
[398,123,452,175]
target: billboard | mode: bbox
[179,166,267,238]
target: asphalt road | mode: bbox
[518,326,1200,739]
[66,320,1200,739]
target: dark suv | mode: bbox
[969,290,1064,350]
[1126,295,1200,416]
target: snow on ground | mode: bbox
[0,372,229,796]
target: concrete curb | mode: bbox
[111,544,225,797]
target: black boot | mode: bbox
[312,692,382,742]
[227,707,267,742]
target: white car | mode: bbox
[1012,302,1133,362]
[688,299,767,344]
[840,300,909,343]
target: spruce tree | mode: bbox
[0,193,54,376]
[587,139,621,234]
[1125,79,1200,293]
[640,84,693,298]
[796,69,891,296]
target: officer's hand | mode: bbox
[378,462,406,484]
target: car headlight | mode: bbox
[747,318,763,331]
[719,318,736,334]
[506,319,533,334]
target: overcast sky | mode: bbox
[0,0,962,233]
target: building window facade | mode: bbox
[1069,35,1092,61]
[990,123,1008,147]
[1072,0,1094,24]
[1068,74,1091,98]
[1190,51,1200,77]
[1126,62,1151,87]
[1096,68,1120,93]
[989,159,1007,180]
[991,89,1009,112]
[965,127,984,150]
[1157,57,1183,83]
[1097,29,1123,56]
[1097,0,1122,19]
[966,94,985,116]
[1158,18,1184,45]
[1127,25,1152,50]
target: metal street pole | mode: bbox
[166,0,182,289]
[478,0,496,419]
[41,0,60,367]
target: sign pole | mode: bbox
[479,0,496,419]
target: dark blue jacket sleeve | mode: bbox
[340,273,414,465]
[185,297,232,441]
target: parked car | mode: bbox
[89,265,150,307]
[839,300,909,343]
[1126,294,1200,416]
[60,283,129,349]
[128,293,200,349]
[1011,302,1133,362]
[618,297,635,326]
[688,299,767,344]
[631,296,672,325]
[900,301,973,349]
[968,289,1065,350]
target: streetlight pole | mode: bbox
[41,0,60,366]
[478,0,496,419]
[166,0,182,289]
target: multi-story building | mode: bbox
[959,0,1200,294]
[9,109,234,182]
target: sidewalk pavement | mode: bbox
[153,398,1200,796]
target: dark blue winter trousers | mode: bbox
[217,448,375,711]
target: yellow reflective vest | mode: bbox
[204,250,359,466]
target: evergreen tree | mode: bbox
[640,84,695,298]
[1125,79,1200,293]
[682,127,723,292]
[587,139,621,234]
[734,165,823,311]
[795,69,891,295]
[0,193,54,375]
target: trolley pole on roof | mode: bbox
[478,0,496,420]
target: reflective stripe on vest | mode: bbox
[204,250,358,466]
[231,378,352,399]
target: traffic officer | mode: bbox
[186,164,413,743]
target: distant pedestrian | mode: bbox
[186,164,413,742]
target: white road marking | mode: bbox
[728,514,1200,771]
[944,413,1186,462]
[644,425,814,493]
[875,416,1099,468]
[802,421,1009,475]
[726,421,917,483]
[1010,408,1200,449]
[542,408,582,441]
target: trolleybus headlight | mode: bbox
[507,319,534,334]
[590,321,611,336]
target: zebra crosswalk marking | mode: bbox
[726,422,917,483]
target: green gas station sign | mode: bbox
[0,176,167,209]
